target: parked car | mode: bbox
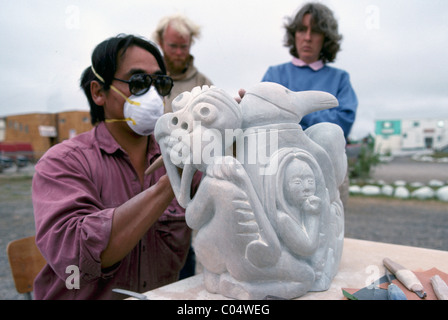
[15,155,29,168]
[0,156,14,171]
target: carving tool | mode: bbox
[112,288,148,300]
[431,275,448,300]
[385,268,407,300]
[144,155,164,175]
[383,257,427,299]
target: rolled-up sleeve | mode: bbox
[32,147,115,283]
[32,123,192,299]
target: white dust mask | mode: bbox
[107,86,164,136]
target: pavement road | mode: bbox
[371,156,448,184]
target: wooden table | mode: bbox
[140,238,448,300]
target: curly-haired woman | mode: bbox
[262,2,358,140]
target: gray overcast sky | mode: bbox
[1,0,447,140]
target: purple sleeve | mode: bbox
[32,150,115,283]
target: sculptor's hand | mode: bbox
[234,88,246,103]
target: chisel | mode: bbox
[383,257,427,299]
[144,155,164,175]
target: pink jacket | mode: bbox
[32,122,197,299]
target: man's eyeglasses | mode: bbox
[114,73,174,97]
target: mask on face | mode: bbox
[106,86,164,136]
[110,87,163,136]
[91,65,165,136]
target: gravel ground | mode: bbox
[345,196,448,251]
[0,156,447,300]
[345,155,448,250]
[346,155,448,251]
[0,170,36,300]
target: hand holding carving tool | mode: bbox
[385,268,407,300]
[144,156,164,175]
[383,257,427,299]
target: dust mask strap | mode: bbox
[90,66,141,106]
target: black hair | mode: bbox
[80,34,167,125]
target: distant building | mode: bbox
[374,118,448,154]
[0,118,5,141]
[1,110,92,160]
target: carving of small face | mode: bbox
[284,159,316,206]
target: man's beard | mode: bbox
[165,56,189,75]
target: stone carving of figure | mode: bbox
[154,82,347,299]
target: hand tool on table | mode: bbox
[385,268,407,300]
[431,275,448,300]
[383,257,427,299]
[342,289,358,300]
[112,288,148,300]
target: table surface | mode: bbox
[140,238,448,300]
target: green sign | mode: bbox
[375,120,401,136]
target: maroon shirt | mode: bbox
[32,122,195,299]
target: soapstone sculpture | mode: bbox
[154,82,347,299]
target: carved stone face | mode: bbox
[284,159,316,206]
[154,85,242,207]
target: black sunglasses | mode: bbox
[114,73,174,97]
